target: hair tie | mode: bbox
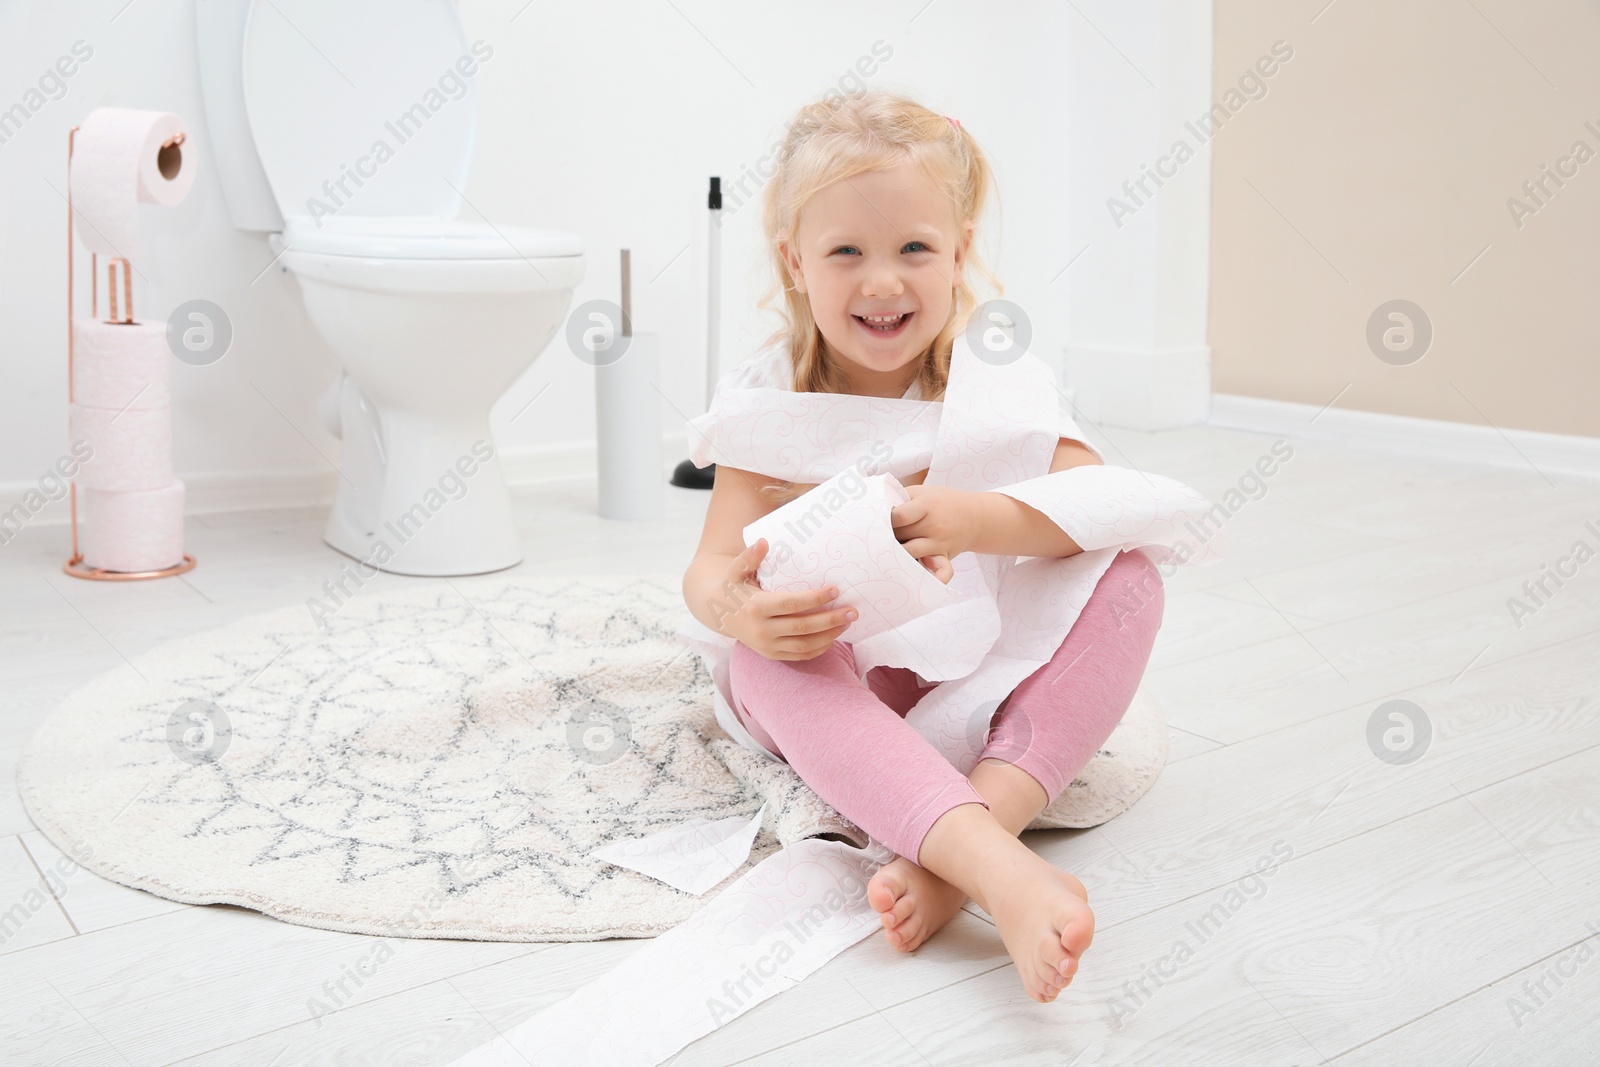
[946,116,960,129]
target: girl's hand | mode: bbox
[891,485,978,581]
[717,539,860,661]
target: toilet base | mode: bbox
[323,406,523,578]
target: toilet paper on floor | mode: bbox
[587,803,768,896]
[446,835,895,1067]
[69,107,195,260]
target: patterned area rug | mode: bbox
[16,573,1167,942]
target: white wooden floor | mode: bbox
[2,423,1597,1066]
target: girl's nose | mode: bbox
[862,268,904,298]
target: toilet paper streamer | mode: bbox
[67,403,172,491]
[682,333,1225,769]
[446,836,896,1067]
[72,320,170,412]
[448,336,1228,1067]
[69,108,195,259]
[80,481,186,572]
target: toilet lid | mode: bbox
[241,0,476,221]
[282,216,583,259]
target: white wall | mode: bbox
[1063,0,1215,429]
[0,0,1127,517]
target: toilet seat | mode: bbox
[274,215,583,293]
[280,216,583,260]
[277,244,584,295]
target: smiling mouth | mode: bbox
[853,312,913,337]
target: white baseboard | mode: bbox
[2,431,697,528]
[1209,393,1600,481]
[1063,343,1212,430]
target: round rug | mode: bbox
[16,573,1167,942]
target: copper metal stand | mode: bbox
[63,123,196,581]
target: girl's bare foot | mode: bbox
[867,854,970,952]
[985,857,1094,1003]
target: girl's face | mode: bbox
[780,161,972,397]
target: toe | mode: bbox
[1039,930,1070,976]
[1034,958,1063,996]
[1051,954,1080,992]
[878,894,917,934]
[1056,894,1095,957]
[867,868,906,916]
[1060,913,1094,961]
[888,918,922,952]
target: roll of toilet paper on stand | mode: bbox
[742,469,968,643]
[67,403,172,491]
[69,107,195,259]
[72,319,170,411]
[596,330,663,521]
[80,481,186,572]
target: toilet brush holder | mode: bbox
[595,330,664,521]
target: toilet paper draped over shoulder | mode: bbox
[676,335,1227,769]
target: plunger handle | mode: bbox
[671,177,721,490]
[705,176,721,408]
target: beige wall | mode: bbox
[1209,0,1600,438]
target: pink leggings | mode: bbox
[729,549,1165,867]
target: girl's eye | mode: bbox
[831,242,931,255]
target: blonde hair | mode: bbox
[753,90,1003,506]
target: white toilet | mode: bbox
[195,0,584,576]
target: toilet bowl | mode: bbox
[194,0,584,576]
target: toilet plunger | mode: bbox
[670,176,720,490]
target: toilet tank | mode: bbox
[195,0,478,230]
[194,0,283,232]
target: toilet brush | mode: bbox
[670,175,720,490]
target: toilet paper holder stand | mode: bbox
[62,123,197,582]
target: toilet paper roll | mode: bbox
[69,108,196,259]
[596,330,663,521]
[742,469,968,645]
[80,480,186,572]
[67,403,172,491]
[71,319,170,411]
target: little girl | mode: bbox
[680,91,1171,1004]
